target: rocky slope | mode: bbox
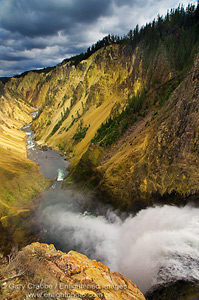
[85,54,199,210]
[1,43,177,206]
[4,43,174,161]
[1,40,199,211]
[0,82,50,254]
[0,83,49,218]
[0,242,145,300]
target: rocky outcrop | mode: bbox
[69,54,199,210]
[0,81,49,254]
[0,243,145,300]
[2,41,199,211]
[93,54,199,210]
[3,44,174,163]
[0,89,49,218]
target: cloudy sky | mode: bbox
[0,0,196,77]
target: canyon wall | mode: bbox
[3,42,198,210]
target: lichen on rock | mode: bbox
[0,242,145,300]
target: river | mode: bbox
[23,114,199,298]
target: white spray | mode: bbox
[39,204,199,293]
[57,168,65,181]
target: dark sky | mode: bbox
[0,0,193,77]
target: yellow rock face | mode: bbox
[2,42,197,210]
[2,44,173,169]
[0,90,31,157]
[3,45,150,164]
[0,82,49,218]
[0,242,146,300]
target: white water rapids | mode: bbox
[23,122,68,180]
[39,204,199,293]
[23,115,199,294]
[57,168,66,181]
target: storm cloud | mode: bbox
[0,0,192,76]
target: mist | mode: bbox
[36,194,199,293]
[24,98,199,295]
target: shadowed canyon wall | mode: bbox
[1,41,199,211]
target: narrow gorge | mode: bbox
[0,5,199,299]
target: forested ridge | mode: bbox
[62,4,199,70]
[6,4,198,79]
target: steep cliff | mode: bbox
[85,54,199,210]
[1,5,199,212]
[0,83,49,217]
[4,43,174,160]
[0,81,49,254]
[2,39,199,211]
[0,242,145,300]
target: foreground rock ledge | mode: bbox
[0,242,145,300]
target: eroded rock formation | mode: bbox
[0,243,145,300]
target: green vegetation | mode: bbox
[73,120,89,143]
[0,77,10,84]
[91,91,146,147]
[91,73,183,149]
[48,95,79,137]
[130,4,199,72]
[54,4,199,147]
[61,4,199,73]
[14,66,55,78]
[91,77,182,147]
[57,143,64,151]
[157,76,183,107]
[62,34,121,66]
[50,107,70,136]
[70,96,77,108]
[61,94,68,106]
